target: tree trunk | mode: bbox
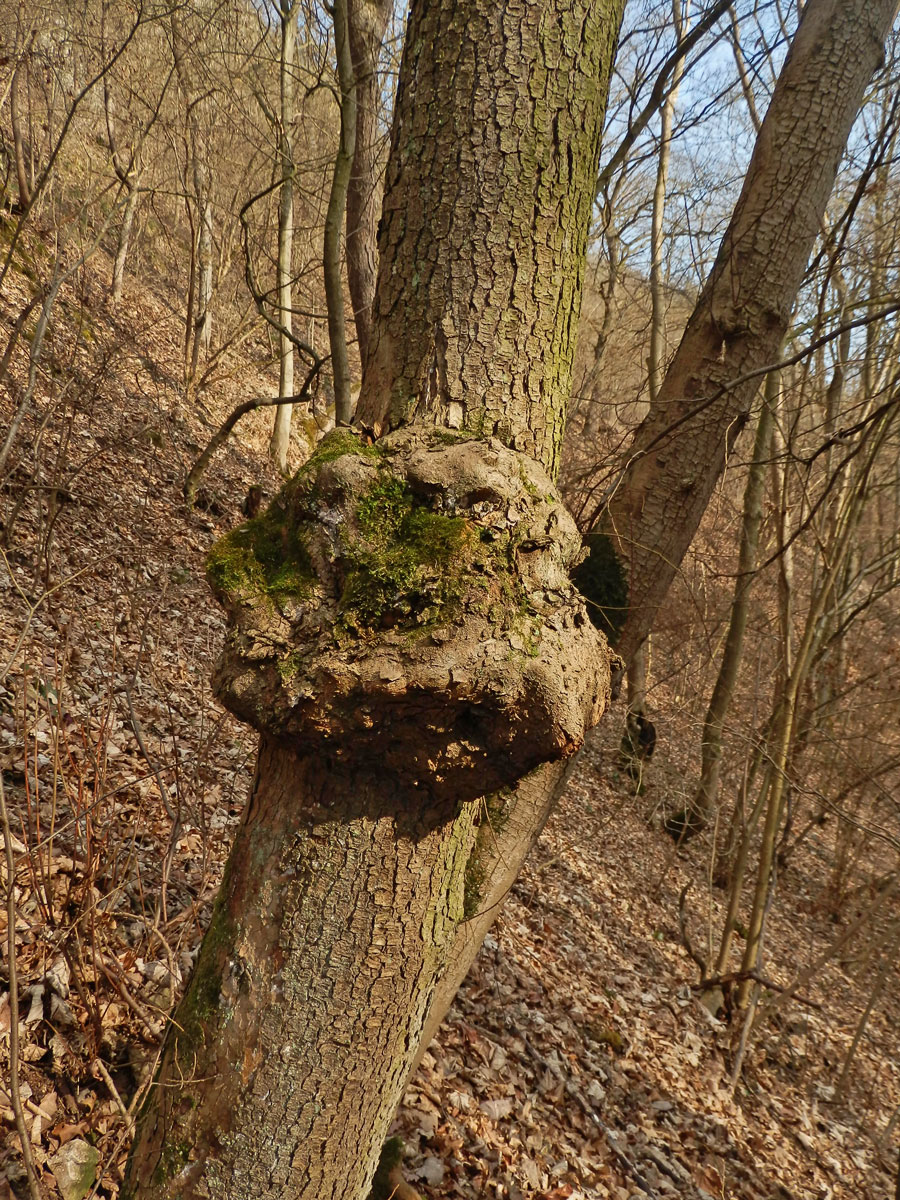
[689,372,777,833]
[124,1,623,1196]
[196,196,214,357]
[111,170,142,305]
[324,0,357,425]
[346,0,391,370]
[356,0,623,477]
[10,58,33,210]
[270,0,298,471]
[600,0,898,664]
[127,740,480,1199]
[412,758,571,1072]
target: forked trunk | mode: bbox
[124,1,623,1196]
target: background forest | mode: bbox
[1,0,900,1197]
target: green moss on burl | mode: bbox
[208,436,548,653]
[302,427,383,472]
[428,427,476,446]
[206,512,314,608]
[518,461,540,498]
[277,649,304,683]
[339,474,471,632]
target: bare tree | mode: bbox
[269,0,299,470]
[124,0,624,1194]
[597,0,899,671]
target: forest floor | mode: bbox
[1,241,898,1200]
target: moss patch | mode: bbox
[427,427,477,446]
[463,851,488,921]
[150,1139,191,1189]
[172,884,236,1066]
[339,474,471,633]
[301,427,383,472]
[207,511,314,608]
[571,530,628,643]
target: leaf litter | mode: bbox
[0,242,897,1200]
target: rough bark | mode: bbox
[356,0,623,479]
[600,0,899,663]
[127,736,480,1200]
[126,428,612,1200]
[124,1,623,1196]
[346,0,391,369]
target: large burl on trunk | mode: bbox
[124,1,623,1196]
[126,430,611,1199]
[212,428,605,798]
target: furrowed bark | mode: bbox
[127,739,479,1199]
[356,0,624,478]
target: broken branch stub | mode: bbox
[209,428,612,803]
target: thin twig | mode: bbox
[0,548,101,686]
[96,955,163,1040]
[183,361,324,502]
[93,1057,135,1134]
[84,1050,159,1200]
[596,0,733,195]
[729,989,757,1091]
[124,679,175,821]
[678,882,709,980]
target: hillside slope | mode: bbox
[0,238,897,1200]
